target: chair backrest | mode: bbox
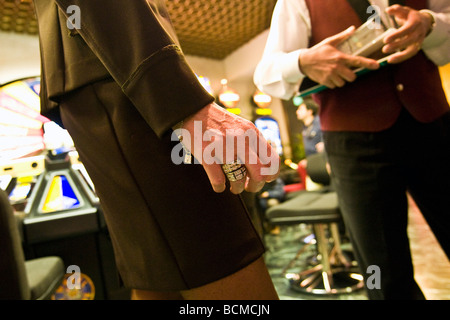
[305,152,331,186]
[0,189,30,299]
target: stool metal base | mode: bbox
[286,265,364,295]
[284,223,365,295]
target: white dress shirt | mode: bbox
[254,0,450,100]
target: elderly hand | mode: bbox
[382,5,434,64]
[176,103,280,194]
[298,26,380,89]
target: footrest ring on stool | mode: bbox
[286,265,364,295]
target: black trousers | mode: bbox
[324,109,450,300]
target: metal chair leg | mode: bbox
[288,223,365,295]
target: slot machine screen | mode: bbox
[254,117,283,156]
[40,174,82,213]
[0,77,49,161]
[7,176,38,212]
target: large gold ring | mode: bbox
[222,162,247,182]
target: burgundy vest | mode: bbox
[305,0,449,132]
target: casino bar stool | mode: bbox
[266,154,364,295]
[0,189,65,300]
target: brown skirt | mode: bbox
[59,79,265,291]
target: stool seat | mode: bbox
[25,257,65,300]
[0,189,64,300]
[265,179,364,294]
[267,191,341,225]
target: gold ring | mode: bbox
[222,162,247,182]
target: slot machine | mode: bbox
[0,77,127,299]
[252,90,283,156]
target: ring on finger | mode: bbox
[222,161,247,182]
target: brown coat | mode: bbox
[32,0,264,291]
[33,0,214,138]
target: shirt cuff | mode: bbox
[280,49,306,83]
[422,11,449,49]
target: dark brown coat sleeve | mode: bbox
[53,0,214,137]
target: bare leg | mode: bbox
[130,257,278,300]
[180,257,279,300]
[131,289,183,300]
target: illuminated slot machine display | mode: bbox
[252,90,283,157]
[0,77,124,299]
[1,77,48,215]
[254,116,283,157]
[0,77,101,242]
[0,77,48,161]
